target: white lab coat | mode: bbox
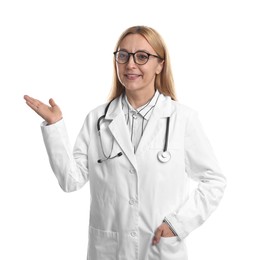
[41,93,226,260]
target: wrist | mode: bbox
[163,219,178,236]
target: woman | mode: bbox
[24,26,226,260]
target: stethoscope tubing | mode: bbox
[97,99,171,163]
[164,117,170,152]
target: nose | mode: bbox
[127,54,136,66]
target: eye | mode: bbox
[136,52,149,61]
[117,51,128,60]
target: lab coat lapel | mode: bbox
[136,95,175,154]
[106,96,137,170]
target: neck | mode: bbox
[125,89,156,109]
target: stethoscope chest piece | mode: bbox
[157,151,171,163]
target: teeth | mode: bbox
[127,74,139,79]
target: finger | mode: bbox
[49,98,57,108]
[24,95,46,115]
[24,95,42,108]
[25,100,39,112]
[24,95,37,103]
[162,227,174,237]
[152,226,163,245]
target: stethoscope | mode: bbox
[97,99,171,163]
[157,117,171,163]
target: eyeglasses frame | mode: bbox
[113,50,163,65]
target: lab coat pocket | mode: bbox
[88,226,118,260]
[158,236,188,260]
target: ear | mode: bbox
[155,60,164,75]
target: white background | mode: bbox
[0,0,258,259]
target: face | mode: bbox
[116,34,164,96]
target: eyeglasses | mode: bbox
[113,50,162,65]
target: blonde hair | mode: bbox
[108,25,176,101]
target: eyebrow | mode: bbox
[118,48,152,53]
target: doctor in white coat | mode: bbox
[24,26,226,260]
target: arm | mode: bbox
[164,110,227,240]
[24,95,89,192]
[41,119,89,192]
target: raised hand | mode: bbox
[24,95,63,125]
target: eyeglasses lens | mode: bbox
[115,51,149,65]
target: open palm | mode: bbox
[24,95,62,124]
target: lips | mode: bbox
[125,74,141,80]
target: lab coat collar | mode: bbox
[104,93,175,169]
[121,90,160,121]
[105,95,137,169]
[105,92,174,120]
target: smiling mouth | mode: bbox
[126,74,141,80]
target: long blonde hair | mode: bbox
[108,26,176,101]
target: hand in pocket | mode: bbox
[152,222,175,245]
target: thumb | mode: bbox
[49,98,57,107]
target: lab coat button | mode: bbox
[130,231,137,237]
[129,169,135,174]
[129,198,135,205]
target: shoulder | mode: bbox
[163,98,206,139]
[174,100,196,115]
[84,96,121,122]
[77,103,106,129]
[162,95,198,118]
[88,103,109,116]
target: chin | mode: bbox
[124,85,143,92]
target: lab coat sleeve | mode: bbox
[165,110,226,240]
[41,118,90,192]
